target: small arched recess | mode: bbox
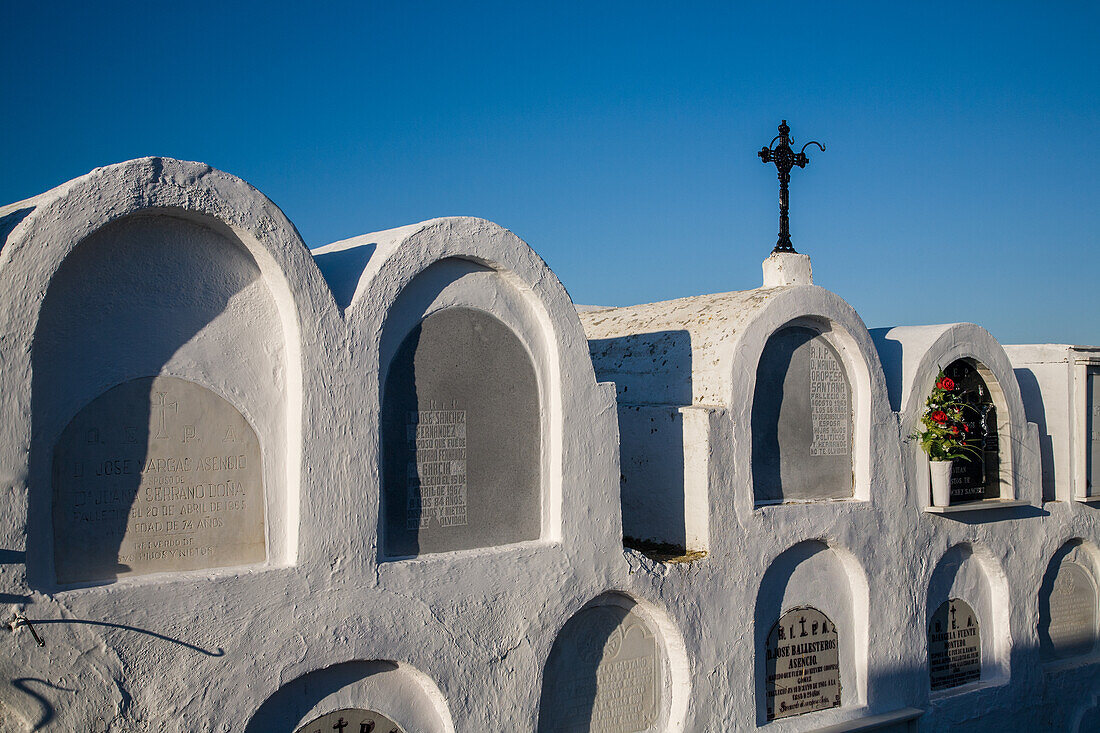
[30,207,301,589]
[744,309,878,506]
[536,592,690,733]
[1038,538,1100,663]
[754,539,869,725]
[378,257,558,558]
[925,543,1010,694]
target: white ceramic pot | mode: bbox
[930,459,953,507]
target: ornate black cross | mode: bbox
[758,120,825,254]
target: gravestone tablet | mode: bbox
[53,376,266,584]
[1087,367,1100,497]
[928,599,981,691]
[1041,560,1098,660]
[752,327,853,502]
[539,604,662,733]
[944,360,1000,503]
[764,606,841,721]
[381,307,541,557]
[295,709,405,733]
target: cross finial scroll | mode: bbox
[758,120,825,254]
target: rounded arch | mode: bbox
[723,286,893,511]
[352,217,617,552]
[925,542,1011,691]
[876,323,1031,507]
[0,159,333,588]
[1038,538,1100,661]
[754,539,870,724]
[244,659,455,733]
[535,590,690,733]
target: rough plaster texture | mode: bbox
[762,252,813,288]
[0,158,1097,732]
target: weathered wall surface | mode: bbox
[0,159,1097,732]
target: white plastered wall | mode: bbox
[2,158,1100,731]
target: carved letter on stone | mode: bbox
[764,606,841,721]
[928,598,981,691]
[52,376,266,584]
[539,604,663,733]
[1041,559,1099,660]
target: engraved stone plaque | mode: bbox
[1087,367,1100,497]
[382,307,541,557]
[944,360,1000,503]
[928,599,981,691]
[764,606,841,721]
[1041,560,1098,660]
[752,327,854,502]
[539,604,662,733]
[294,709,405,733]
[52,376,265,584]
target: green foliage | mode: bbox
[909,370,983,461]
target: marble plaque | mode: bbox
[928,599,981,691]
[295,709,405,733]
[752,327,854,502]
[382,307,541,557]
[1042,560,1098,659]
[764,607,841,721]
[52,376,265,584]
[1087,367,1100,497]
[539,605,662,733]
[944,360,1000,503]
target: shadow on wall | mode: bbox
[245,660,400,732]
[536,599,662,733]
[868,329,904,413]
[312,243,377,312]
[380,307,542,559]
[29,213,265,589]
[588,330,693,552]
[1013,366,1057,502]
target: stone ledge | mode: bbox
[809,706,924,733]
[924,499,1031,514]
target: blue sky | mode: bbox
[3,2,1098,344]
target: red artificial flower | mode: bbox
[963,425,970,432]
[951,426,959,434]
[937,377,955,391]
[931,410,947,424]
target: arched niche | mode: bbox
[872,323,1030,509]
[754,540,868,724]
[925,543,1009,693]
[378,258,554,558]
[536,593,687,733]
[32,209,297,586]
[245,660,454,733]
[1039,539,1100,662]
[752,320,855,503]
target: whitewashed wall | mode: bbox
[0,159,1097,732]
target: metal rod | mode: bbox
[758,120,825,255]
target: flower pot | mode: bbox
[930,459,953,507]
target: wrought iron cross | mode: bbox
[758,120,825,254]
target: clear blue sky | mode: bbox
[3,2,1098,344]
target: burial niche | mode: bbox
[52,376,266,584]
[764,607,841,722]
[928,599,981,691]
[942,360,1001,503]
[1040,550,1099,661]
[294,709,405,733]
[538,602,664,733]
[752,326,853,502]
[381,307,541,557]
[1087,367,1100,497]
